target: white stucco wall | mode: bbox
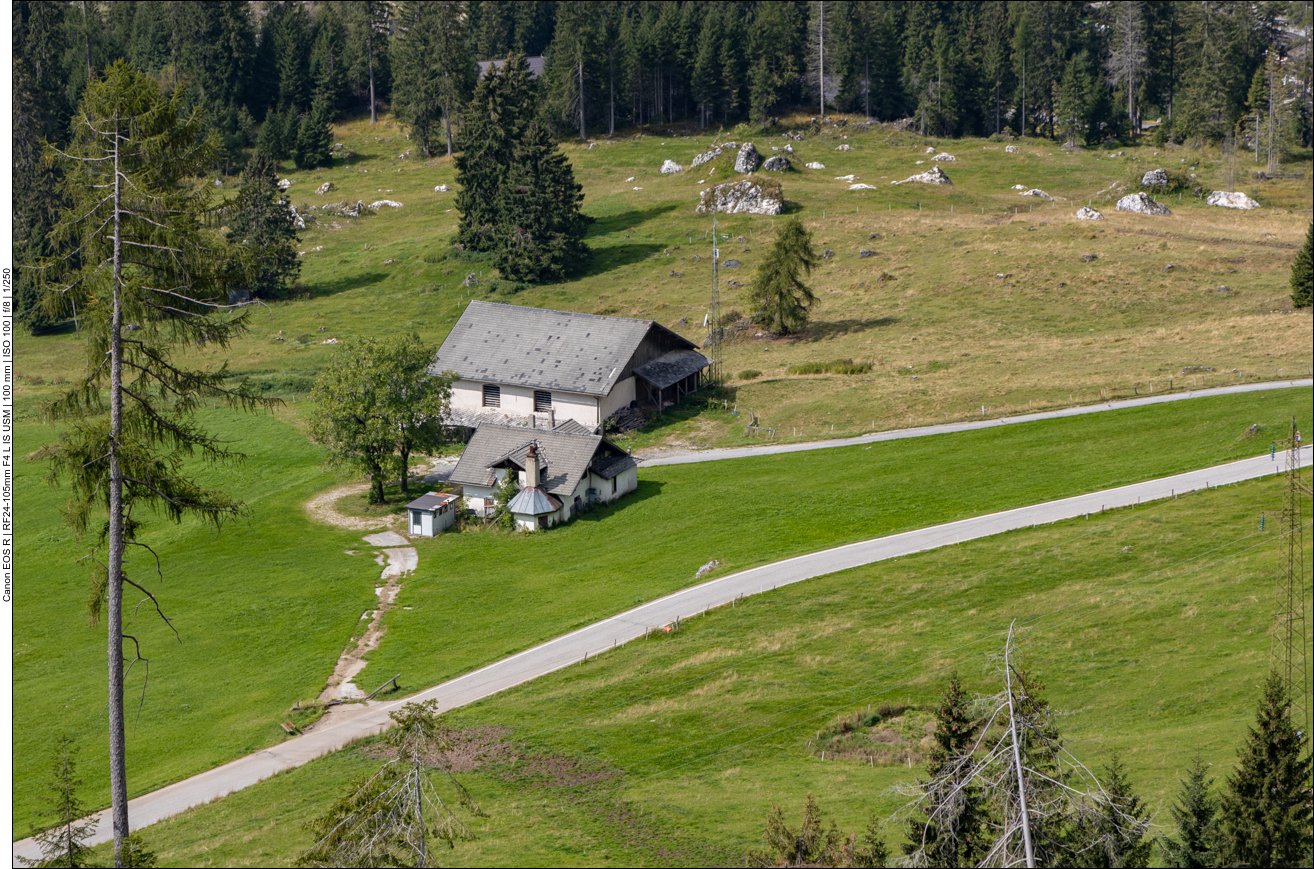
[599,376,637,421]
[449,379,602,427]
[547,390,600,426]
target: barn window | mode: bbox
[482,384,500,407]
[534,390,553,412]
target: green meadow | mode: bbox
[85,468,1312,866]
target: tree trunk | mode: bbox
[444,98,453,157]
[371,470,385,504]
[108,111,130,869]
[579,56,586,140]
[399,444,410,494]
[368,33,377,124]
[609,53,615,136]
[1021,56,1026,138]
[81,1,93,79]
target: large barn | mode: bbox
[430,301,711,432]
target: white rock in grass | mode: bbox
[696,179,783,215]
[835,143,852,151]
[625,176,635,182]
[1075,206,1104,220]
[848,183,878,190]
[1115,192,1171,215]
[316,182,334,195]
[1141,168,1169,187]
[1005,145,1019,153]
[1011,184,1027,190]
[1019,188,1053,200]
[434,184,450,192]
[1206,190,1260,210]
[369,200,403,209]
[932,153,956,161]
[834,174,857,182]
[660,159,683,174]
[926,146,937,154]
[805,162,826,170]
[278,178,293,189]
[892,166,952,186]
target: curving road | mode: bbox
[13,442,1308,865]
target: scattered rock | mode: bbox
[383,259,395,265]
[691,146,725,168]
[932,153,956,162]
[835,174,857,182]
[1005,145,1019,153]
[695,559,722,579]
[822,249,834,261]
[696,178,783,215]
[463,273,478,287]
[1141,168,1169,187]
[869,233,882,240]
[859,249,875,258]
[782,144,794,155]
[625,176,635,182]
[734,142,761,174]
[805,161,826,170]
[1216,285,1231,293]
[925,146,937,154]
[315,182,334,196]
[669,270,683,277]
[1011,184,1027,190]
[1019,188,1052,199]
[762,155,791,172]
[213,178,223,187]
[848,183,878,190]
[1109,151,1124,157]
[434,184,450,192]
[1075,206,1104,220]
[1116,192,1171,215]
[370,200,404,209]
[1080,254,1097,262]
[835,143,852,151]
[723,259,742,268]
[278,178,293,189]
[1206,190,1260,210]
[1162,264,1176,272]
[892,166,952,186]
[660,159,683,174]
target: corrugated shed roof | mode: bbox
[506,487,562,516]
[449,424,628,499]
[633,349,712,390]
[429,301,696,396]
[406,492,458,512]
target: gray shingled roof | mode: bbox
[591,452,637,480]
[429,301,696,396]
[449,424,631,499]
[633,349,712,390]
[406,492,459,512]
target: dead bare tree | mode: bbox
[1106,2,1148,136]
[898,624,1153,868]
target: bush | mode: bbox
[486,279,529,294]
[787,359,873,376]
[738,369,762,380]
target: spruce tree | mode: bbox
[23,735,97,869]
[309,4,349,117]
[1291,221,1312,308]
[255,106,293,163]
[493,120,592,283]
[1219,670,1313,868]
[903,672,987,867]
[226,151,301,301]
[392,0,472,158]
[293,98,333,170]
[1072,753,1152,868]
[747,217,820,335]
[1164,754,1221,868]
[454,53,538,251]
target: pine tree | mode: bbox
[255,106,294,163]
[309,4,349,118]
[345,1,392,123]
[493,120,592,283]
[11,54,65,335]
[454,53,538,251]
[226,151,301,301]
[273,1,312,111]
[1219,670,1313,868]
[293,98,333,170]
[903,673,987,867]
[1163,754,1221,868]
[747,218,820,335]
[393,0,473,158]
[1071,753,1152,868]
[21,735,97,869]
[1292,222,1313,308]
[748,2,803,124]
[545,0,602,140]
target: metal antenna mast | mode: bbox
[1272,416,1310,737]
[707,215,722,385]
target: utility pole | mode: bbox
[1272,417,1310,738]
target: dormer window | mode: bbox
[482,384,500,407]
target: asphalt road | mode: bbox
[14,443,1308,864]
[638,379,1313,466]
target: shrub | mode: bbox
[787,359,873,376]
[738,369,762,380]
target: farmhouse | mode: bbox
[431,301,710,432]
[449,421,638,529]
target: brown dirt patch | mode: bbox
[304,481,398,531]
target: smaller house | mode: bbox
[405,491,460,537]
[449,421,638,529]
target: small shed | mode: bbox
[406,492,459,537]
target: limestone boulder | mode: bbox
[661,159,683,174]
[1075,206,1104,220]
[892,166,953,186]
[932,153,956,162]
[1019,188,1052,200]
[762,156,791,172]
[1141,168,1169,187]
[734,142,761,174]
[691,146,724,168]
[316,182,334,195]
[696,178,784,215]
[1005,145,1019,153]
[1116,192,1171,215]
[1206,190,1260,210]
[369,200,404,210]
[805,161,826,170]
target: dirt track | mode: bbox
[303,481,398,531]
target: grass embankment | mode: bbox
[15,387,1306,839]
[85,469,1312,867]
[12,115,1312,449]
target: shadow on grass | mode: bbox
[800,316,900,342]
[570,478,665,522]
[28,319,79,337]
[587,202,682,237]
[306,270,390,299]
[581,242,666,276]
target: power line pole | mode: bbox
[1272,417,1310,738]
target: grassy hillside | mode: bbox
[85,470,1311,867]
[14,386,1309,838]
[13,114,1312,449]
